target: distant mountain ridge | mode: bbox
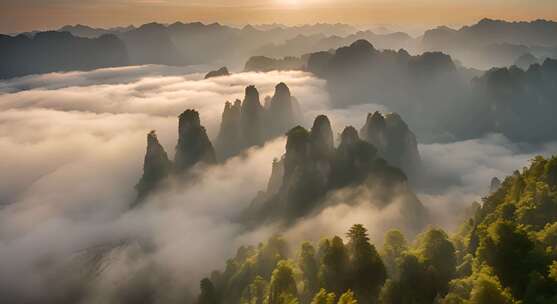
[424,18,557,48]
[422,18,557,69]
[0,31,129,79]
[3,18,557,79]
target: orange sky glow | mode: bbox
[2,0,556,34]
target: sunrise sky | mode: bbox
[2,0,557,34]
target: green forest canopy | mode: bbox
[198,156,557,304]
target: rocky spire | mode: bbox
[175,109,216,172]
[266,157,285,196]
[241,85,264,147]
[490,177,502,193]
[359,112,421,177]
[267,83,296,137]
[339,126,360,148]
[310,115,334,159]
[284,126,311,180]
[215,99,242,160]
[135,130,172,202]
[360,111,387,152]
[383,113,421,176]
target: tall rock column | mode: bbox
[215,99,243,160]
[175,109,216,172]
[135,130,172,202]
[360,111,421,177]
[267,82,296,137]
[241,85,264,148]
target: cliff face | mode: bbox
[135,131,172,203]
[175,110,217,172]
[241,85,265,148]
[215,100,243,160]
[360,111,421,177]
[215,83,301,161]
[267,83,297,138]
[244,115,427,233]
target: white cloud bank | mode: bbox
[1,65,556,302]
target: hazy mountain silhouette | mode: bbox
[241,39,557,143]
[255,30,417,59]
[0,31,128,79]
[422,19,557,69]
[204,67,230,79]
[244,56,308,72]
[58,24,135,38]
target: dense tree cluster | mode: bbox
[198,225,390,304]
[200,156,557,304]
[444,155,557,303]
[197,224,461,304]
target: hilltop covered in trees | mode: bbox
[197,155,557,304]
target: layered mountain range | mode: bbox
[4,19,557,79]
[247,38,557,143]
[0,31,128,79]
[422,18,557,69]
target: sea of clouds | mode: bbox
[1,65,556,302]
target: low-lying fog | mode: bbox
[1,65,556,302]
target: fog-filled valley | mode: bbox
[1,13,557,304]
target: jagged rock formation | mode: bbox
[135,109,216,203]
[215,100,243,160]
[215,83,301,160]
[309,114,335,160]
[266,157,285,197]
[360,111,421,177]
[489,177,502,193]
[267,82,298,137]
[175,110,217,172]
[204,67,230,79]
[241,85,265,148]
[244,115,427,234]
[135,131,172,203]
